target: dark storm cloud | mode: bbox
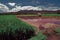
[0,0,60,7]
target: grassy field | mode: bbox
[0,15,36,30]
[42,14,60,16]
[0,15,37,40]
[16,14,60,17]
[16,14,38,16]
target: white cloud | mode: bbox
[9,6,60,12]
[0,3,9,13]
[0,3,60,13]
[9,6,22,12]
[9,6,43,12]
[8,3,16,6]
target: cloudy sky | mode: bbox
[0,0,60,13]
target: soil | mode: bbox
[47,34,60,40]
[16,15,60,40]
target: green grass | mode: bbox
[42,14,60,16]
[17,14,38,16]
[29,32,47,40]
[18,15,38,16]
[17,14,60,17]
[0,15,36,32]
[55,28,60,35]
[0,15,37,40]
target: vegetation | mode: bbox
[17,14,60,17]
[0,15,36,40]
[29,32,47,40]
[0,14,59,40]
[55,27,60,35]
[17,14,38,16]
[42,14,60,16]
[17,15,38,16]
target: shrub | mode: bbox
[29,32,47,40]
[54,28,60,35]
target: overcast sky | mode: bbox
[0,0,60,13]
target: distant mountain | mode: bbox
[16,10,60,14]
[0,10,60,15]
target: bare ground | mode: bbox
[16,15,60,40]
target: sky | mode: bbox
[0,0,60,13]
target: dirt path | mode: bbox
[16,16,60,40]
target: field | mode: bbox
[42,14,60,16]
[0,14,60,40]
[0,15,38,40]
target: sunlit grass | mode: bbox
[42,14,60,16]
